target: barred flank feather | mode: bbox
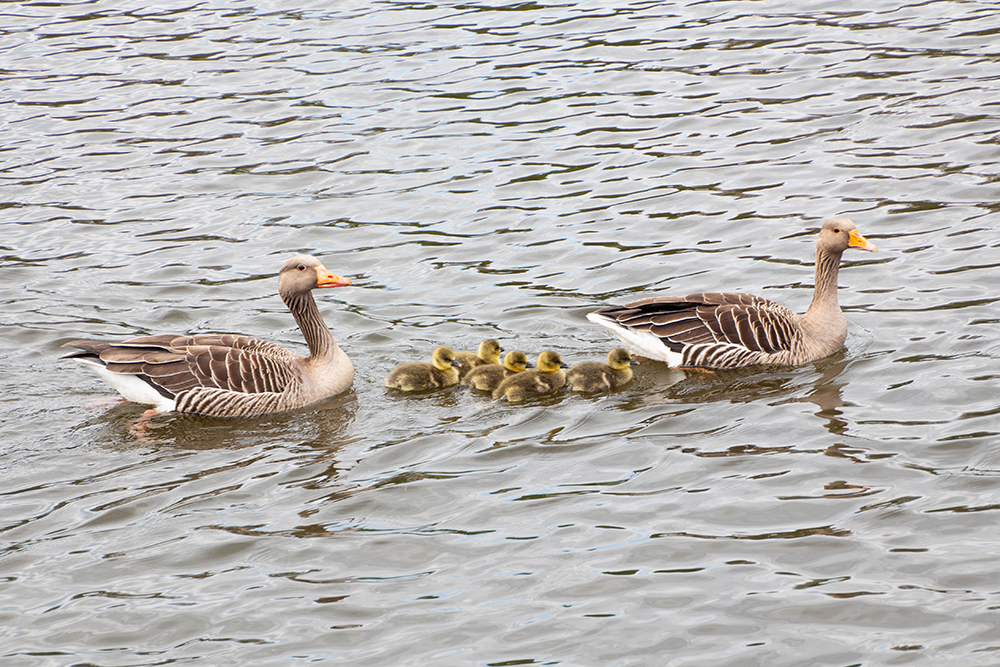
[174,388,285,417]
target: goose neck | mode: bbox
[804,245,843,321]
[284,291,335,359]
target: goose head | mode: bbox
[279,254,351,299]
[819,217,877,255]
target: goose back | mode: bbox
[588,292,806,368]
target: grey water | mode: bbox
[3,0,1000,665]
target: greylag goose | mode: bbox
[586,217,877,369]
[493,350,567,402]
[566,348,637,393]
[385,346,461,391]
[454,339,503,378]
[61,255,354,417]
[462,350,532,392]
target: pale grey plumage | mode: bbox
[61,255,354,417]
[587,218,877,369]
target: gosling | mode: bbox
[454,339,503,378]
[462,350,533,393]
[566,348,636,393]
[385,346,461,391]
[492,350,567,402]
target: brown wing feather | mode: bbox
[64,334,301,399]
[180,336,300,395]
[594,291,800,354]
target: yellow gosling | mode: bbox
[385,346,461,391]
[566,348,636,393]
[492,350,567,402]
[462,350,532,393]
[454,339,502,379]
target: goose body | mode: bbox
[493,351,567,402]
[566,348,636,393]
[462,350,532,392]
[62,255,354,417]
[454,339,503,378]
[385,346,461,391]
[587,218,877,369]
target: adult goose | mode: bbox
[61,255,354,417]
[587,218,877,369]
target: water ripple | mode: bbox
[4,1,1000,665]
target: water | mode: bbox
[3,0,1000,664]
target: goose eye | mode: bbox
[297,264,306,271]
[832,227,841,234]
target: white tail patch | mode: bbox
[73,359,176,412]
[586,312,685,367]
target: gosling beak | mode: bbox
[316,266,352,288]
[451,360,462,368]
[848,229,877,253]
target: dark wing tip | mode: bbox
[60,339,112,359]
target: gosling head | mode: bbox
[607,348,636,370]
[478,339,503,364]
[535,350,566,373]
[502,350,531,373]
[431,346,461,371]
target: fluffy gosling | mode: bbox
[492,350,567,402]
[566,348,636,393]
[454,339,503,378]
[462,350,532,392]
[385,346,461,391]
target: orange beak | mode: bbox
[848,229,877,253]
[315,266,352,288]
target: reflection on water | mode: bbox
[626,354,852,434]
[4,0,1000,665]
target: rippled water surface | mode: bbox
[3,0,1000,665]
